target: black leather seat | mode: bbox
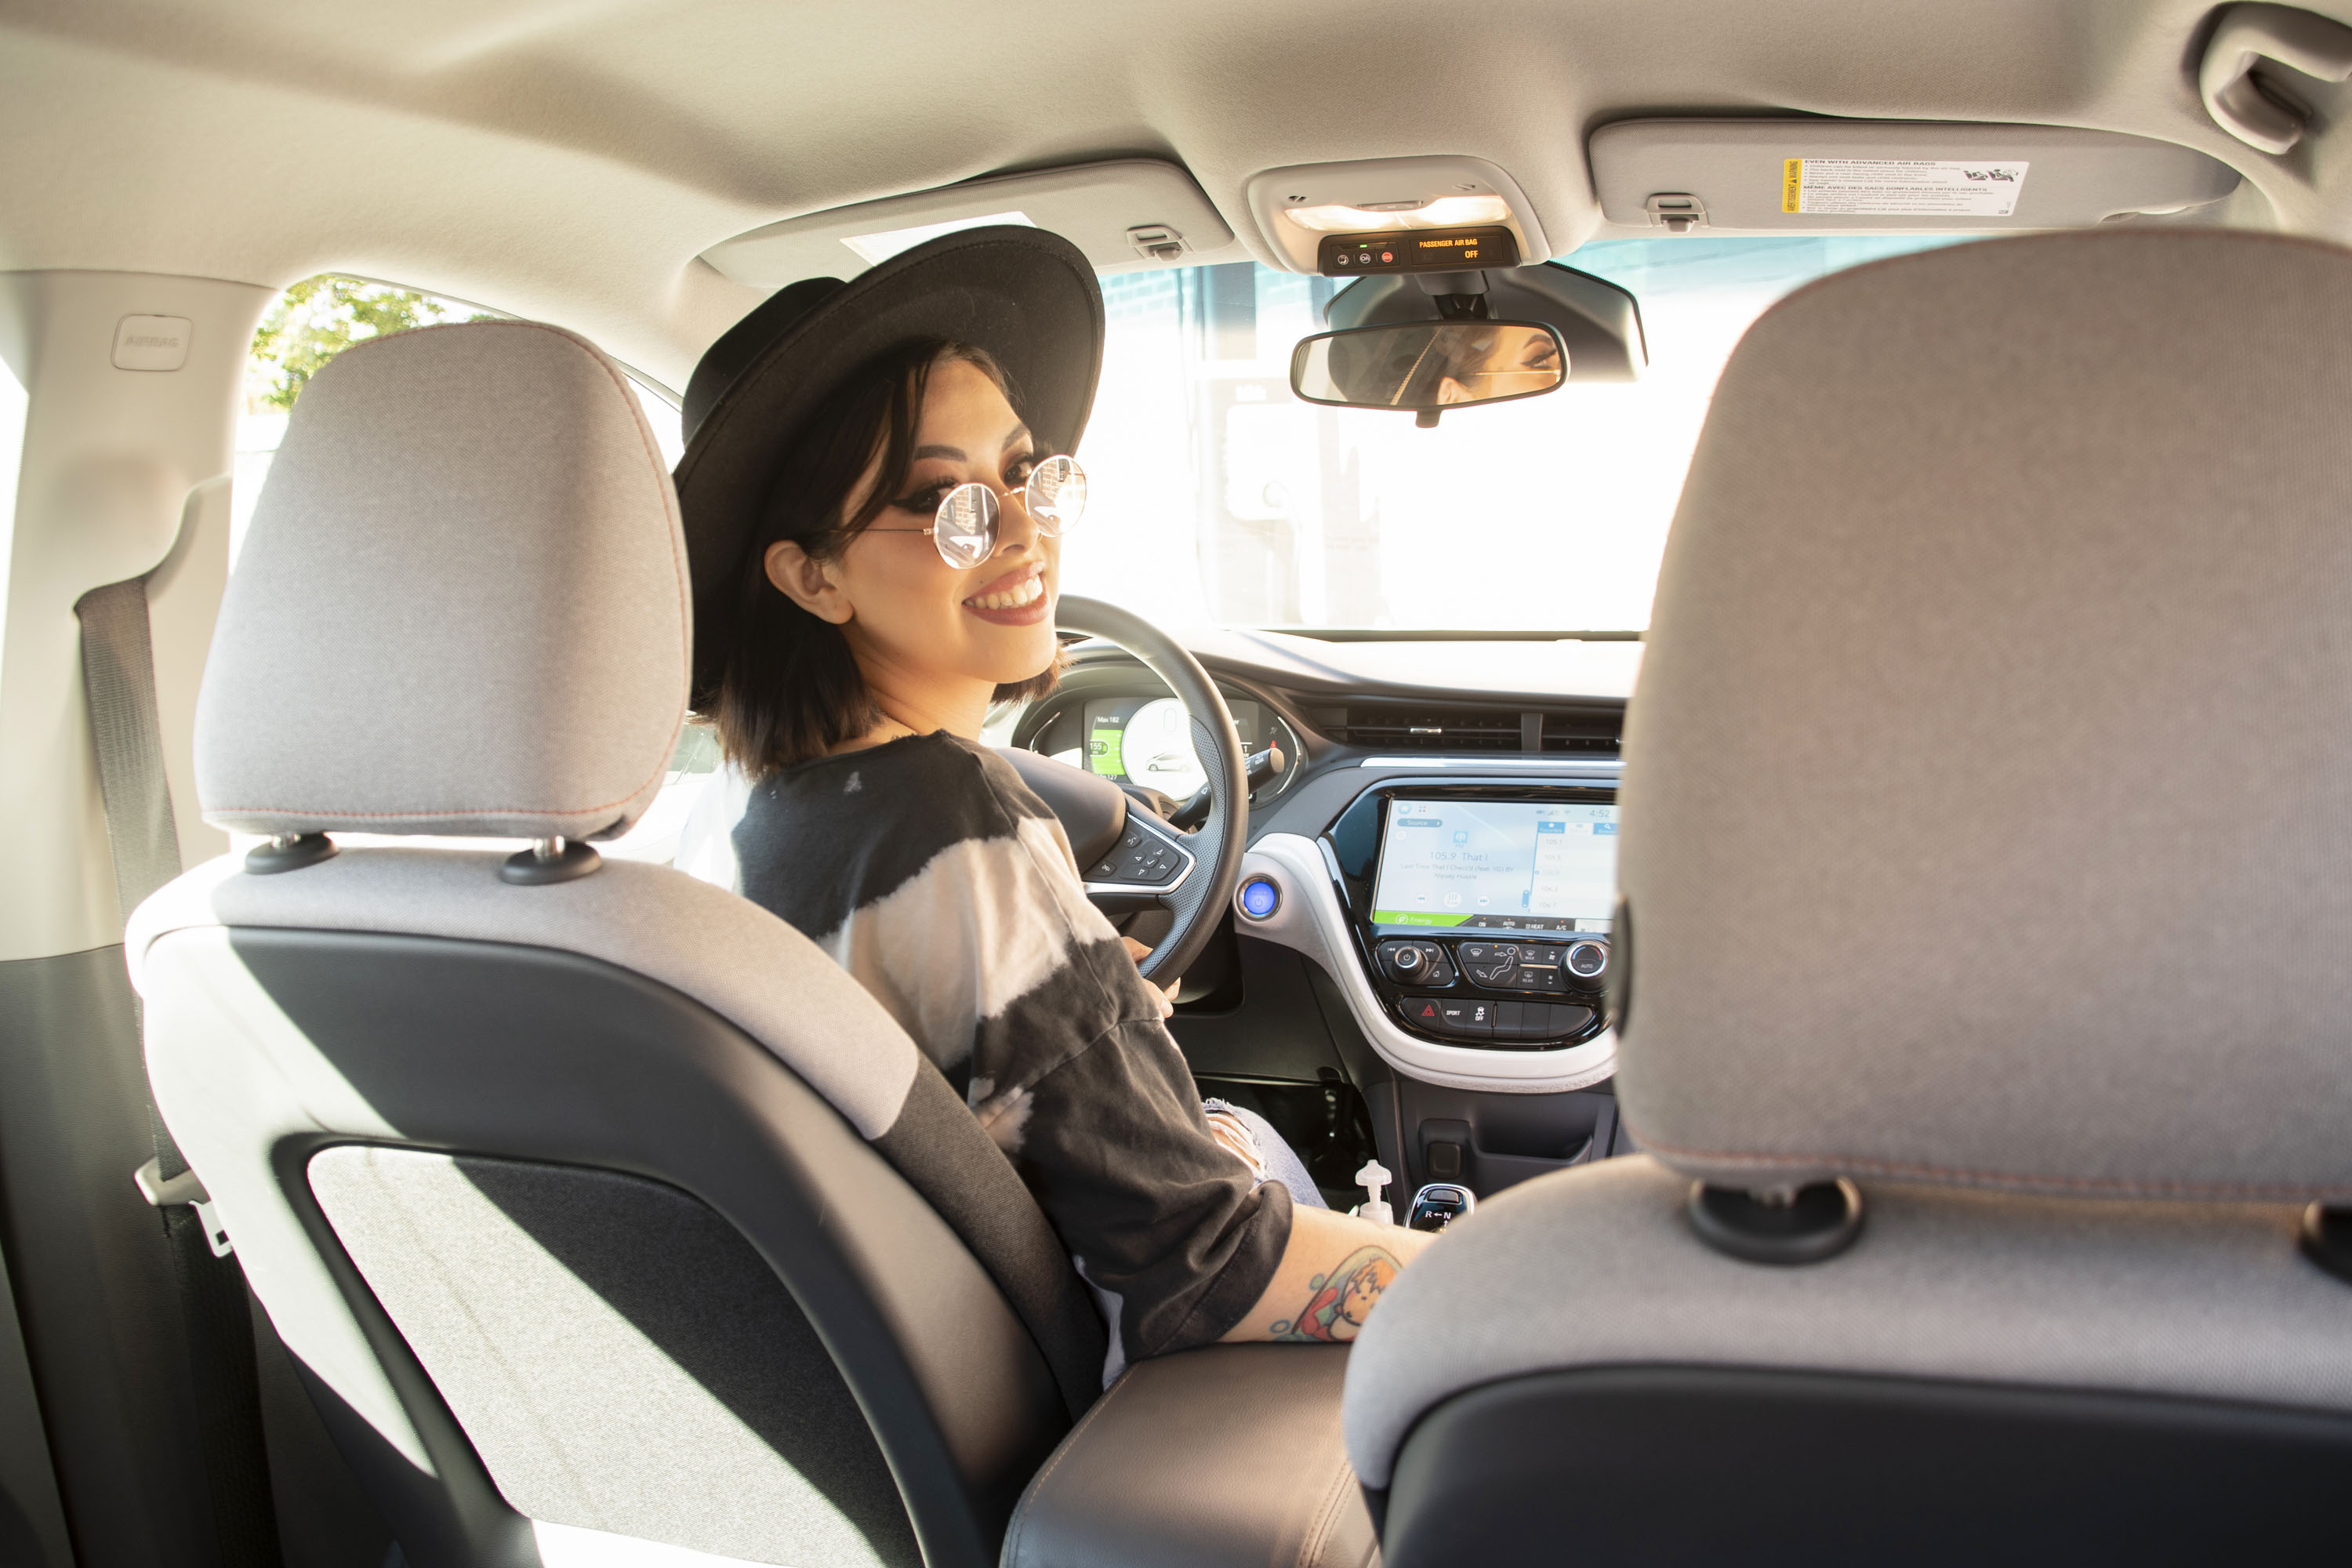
[1004,1343,1373,1568]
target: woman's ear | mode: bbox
[765,539,855,625]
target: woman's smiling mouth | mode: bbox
[961,566,1051,624]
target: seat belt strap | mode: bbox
[75,575,285,1568]
[75,577,183,921]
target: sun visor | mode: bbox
[1589,120,2241,235]
[699,159,1240,286]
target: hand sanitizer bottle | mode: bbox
[1352,1160,1394,1226]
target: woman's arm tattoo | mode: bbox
[1269,1246,1403,1342]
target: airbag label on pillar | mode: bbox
[1780,158,2030,217]
[112,315,194,372]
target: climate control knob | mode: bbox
[1566,941,1609,981]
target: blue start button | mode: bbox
[1238,877,1280,920]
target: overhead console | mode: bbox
[1244,154,1553,275]
[1589,119,2242,236]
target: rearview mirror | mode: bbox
[1290,321,1567,426]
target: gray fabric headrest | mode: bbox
[1618,230,2352,1203]
[196,321,688,840]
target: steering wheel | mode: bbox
[996,595,1248,986]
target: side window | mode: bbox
[234,275,713,863]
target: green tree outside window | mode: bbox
[246,276,491,413]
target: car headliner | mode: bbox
[0,0,2324,393]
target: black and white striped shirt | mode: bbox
[679,731,1291,1363]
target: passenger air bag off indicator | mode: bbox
[1780,158,2030,218]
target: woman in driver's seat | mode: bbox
[672,227,1429,1374]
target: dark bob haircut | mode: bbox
[704,339,1063,779]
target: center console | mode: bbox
[1328,783,1617,1050]
[1234,767,1621,1099]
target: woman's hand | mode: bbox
[1121,936,1181,1018]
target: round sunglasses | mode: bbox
[867,454,1087,568]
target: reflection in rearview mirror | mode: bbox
[1291,322,1568,423]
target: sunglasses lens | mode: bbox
[934,483,996,568]
[1026,456,1087,535]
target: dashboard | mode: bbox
[1011,629,1634,1097]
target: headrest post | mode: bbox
[243,832,337,877]
[1686,1179,1864,1266]
[500,837,601,887]
[2299,1205,2352,1287]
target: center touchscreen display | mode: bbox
[1371,799,1618,932]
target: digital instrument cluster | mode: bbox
[1022,691,1300,808]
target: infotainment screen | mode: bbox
[1370,799,1617,932]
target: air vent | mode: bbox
[1315,703,1625,754]
[1540,711,1622,756]
[1341,706,1524,751]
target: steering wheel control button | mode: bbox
[1238,877,1280,920]
[1089,818,1190,888]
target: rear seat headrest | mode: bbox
[1619,230,2352,1203]
[195,321,688,842]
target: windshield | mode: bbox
[1059,235,1969,633]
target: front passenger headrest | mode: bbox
[196,321,688,841]
[1619,230,2352,1203]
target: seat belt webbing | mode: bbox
[74,575,284,1568]
[76,577,183,913]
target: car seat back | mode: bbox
[1343,230,2352,1565]
[132,320,1104,1568]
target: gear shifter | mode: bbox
[1406,1182,1476,1232]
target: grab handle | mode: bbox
[2199,3,2352,154]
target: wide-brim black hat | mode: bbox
[673,223,1105,702]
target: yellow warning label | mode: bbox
[1783,158,1803,214]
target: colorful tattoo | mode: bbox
[1270,1247,1400,1342]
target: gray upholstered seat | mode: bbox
[127,320,1106,1568]
[1341,230,2352,1564]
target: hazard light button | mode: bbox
[1397,995,1492,1040]
[1401,996,1446,1030]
